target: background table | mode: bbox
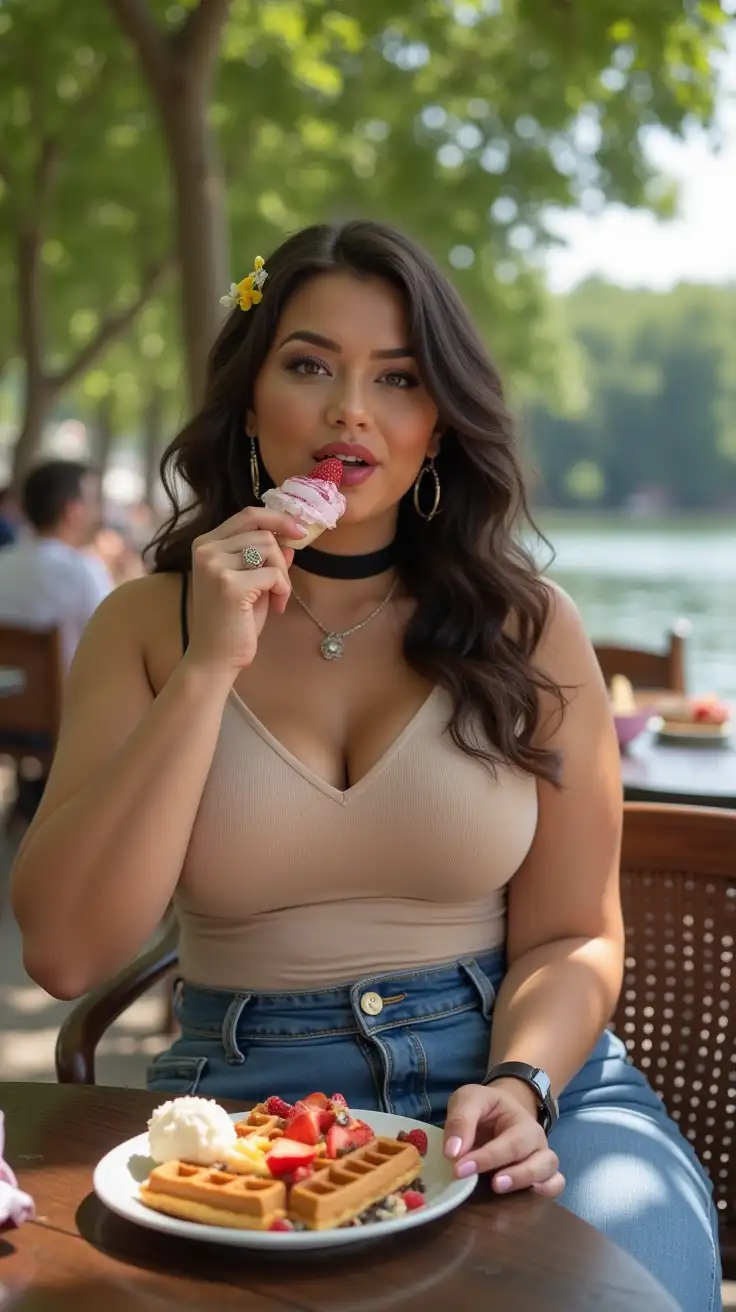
[621,733,736,807]
[0,1082,679,1311]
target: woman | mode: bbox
[11,221,719,1309]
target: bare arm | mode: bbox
[10,579,232,998]
[11,504,304,999]
[487,585,624,1109]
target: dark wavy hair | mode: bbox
[150,219,564,781]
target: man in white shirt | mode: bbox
[0,460,112,827]
[0,459,112,670]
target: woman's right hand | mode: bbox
[186,507,307,678]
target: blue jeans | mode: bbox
[148,949,721,1310]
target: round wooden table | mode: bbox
[621,733,736,808]
[0,1083,679,1311]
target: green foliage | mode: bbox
[0,0,729,459]
[0,0,168,378]
[529,281,736,510]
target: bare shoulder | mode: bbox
[504,579,592,676]
[533,580,594,677]
[70,572,185,693]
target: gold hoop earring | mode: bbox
[413,458,440,521]
[249,436,261,501]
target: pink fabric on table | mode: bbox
[0,1111,34,1229]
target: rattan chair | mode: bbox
[615,802,736,1274]
[55,803,736,1272]
[594,620,689,694]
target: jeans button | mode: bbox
[360,991,384,1016]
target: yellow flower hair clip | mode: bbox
[220,256,268,312]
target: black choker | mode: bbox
[293,542,396,579]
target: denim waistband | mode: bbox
[176,948,507,1061]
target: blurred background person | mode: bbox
[0,460,112,671]
[0,487,24,549]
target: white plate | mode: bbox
[93,1108,477,1251]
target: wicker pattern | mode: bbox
[615,804,736,1264]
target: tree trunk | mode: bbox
[95,394,116,475]
[106,0,230,416]
[12,224,48,487]
[163,86,229,412]
[12,381,51,487]
[143,385,165,506]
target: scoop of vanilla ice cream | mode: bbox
[147,1096,237,1165]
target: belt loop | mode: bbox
[222,993,252,1065]
[459,958,496,1020]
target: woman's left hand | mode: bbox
[443,1081,565,1197]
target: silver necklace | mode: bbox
[290,577,399,660]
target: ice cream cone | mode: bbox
[281,521,328,550]
[262,460,346,547]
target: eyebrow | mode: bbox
[278,330,415,359]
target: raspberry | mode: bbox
[397,1128,428,1156]
[269,1217,294,1232]
[402,1190,425,1211]
[330,1093,348,1108]
[265,1096,293,1119]
[310,458,343,486]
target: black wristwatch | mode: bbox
[482,1062,559,1136]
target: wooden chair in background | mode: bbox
[0,625,63,772]
[613,802,736,1275]
[594,619,690,694]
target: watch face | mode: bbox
[532,1068,552,1102]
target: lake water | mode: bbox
[534,518,736,699]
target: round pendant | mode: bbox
[320,633,344,660]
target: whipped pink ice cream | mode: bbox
[262,458,346,548]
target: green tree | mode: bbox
[107,0,727,410]
[529,282,736,511]
[0,0,170,480]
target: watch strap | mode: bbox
[482,1061,558,1135]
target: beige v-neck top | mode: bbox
[174,686,538,990]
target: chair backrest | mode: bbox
[594,623,688,693]
[615,803,736,1234]
[0,625,63,764]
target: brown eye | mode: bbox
[286,355,329,376]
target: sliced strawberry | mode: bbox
[329,1093,348,1109]
[269,1217,294,1231]
[283,1107,322,1146]
[282,1164,315,1186]
[265,1138,318,1176]
[325,1119,376,1159]
[403,1190,425,1211]
[302,1092,329,1109]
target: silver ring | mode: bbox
[242,545,264,570]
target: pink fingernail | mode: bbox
[494,1174,513,1192]
[445,1136,463,1159]
[457,1160,478,1179]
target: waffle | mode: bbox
[234,1108,284,1141]
[289,1137,421,1230]
[140,1160,287,1230]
